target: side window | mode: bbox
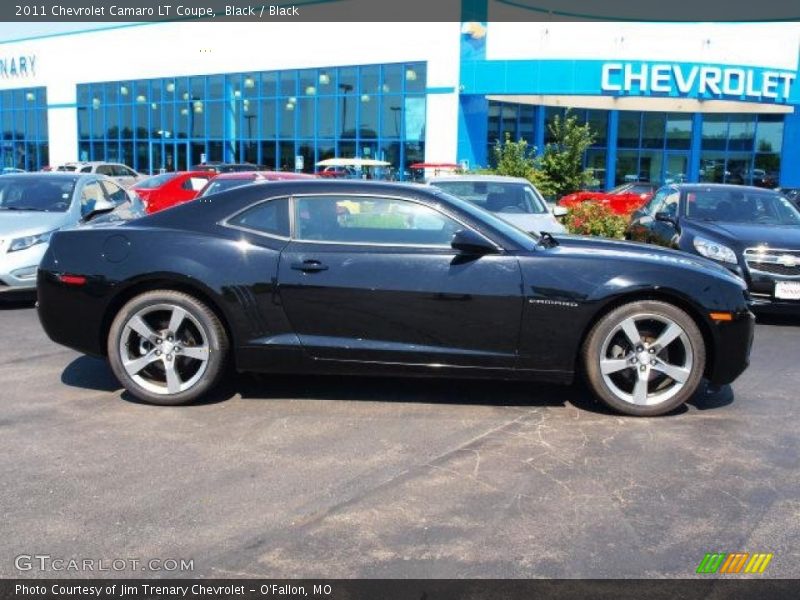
[661,191,679,216]
[182,176,210,191]
[99,180,129,205]
[80,166,93,173]
[96,165,113,176]
[293,196,460,246]
[79,182,104,216]
[227,198,290,238]
[116,165,135,177]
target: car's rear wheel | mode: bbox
[107,290,229,405]
[583,300,706,416]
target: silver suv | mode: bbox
[55,162,144,188]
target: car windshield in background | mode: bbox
[200,178,255,197]
[431,181,548,214]
[0,176,76,212]
[56,165,77,172]
[135,173,178,189]
[685,189,800,226]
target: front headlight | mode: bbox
[8,230,54,253]
[693,236,738,265]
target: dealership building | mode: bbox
[2,7,800,189]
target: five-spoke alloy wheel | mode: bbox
[583,301,706,416]
[108,291,229,405]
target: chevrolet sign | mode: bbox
[601,62,795,101]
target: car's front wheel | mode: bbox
[107,290,229,405]
[583,300,706,416]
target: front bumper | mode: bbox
[0,244,47,292]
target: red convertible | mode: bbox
[132,171,215,214]
[558,182,657,215]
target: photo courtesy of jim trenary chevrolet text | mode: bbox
[0,0,799,598]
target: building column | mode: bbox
[534,106,545,156]
[605,110,619,191]
[688,112,703,182]
[457,94,489,170]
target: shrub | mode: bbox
[564,202,628,239]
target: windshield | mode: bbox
[135,173,178,189]
[200,178,255,197]
[56,165,78,172]
[0,176,76,212]
[430,180,548,215]
[685,188,800,226]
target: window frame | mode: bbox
[220,192,500,251]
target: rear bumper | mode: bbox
[706,310,755,386]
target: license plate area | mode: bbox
[775,281,800,300]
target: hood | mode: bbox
[686,220,800,249]
[0,211,71,238]
[496,212,566,234]
[552,234,743,284]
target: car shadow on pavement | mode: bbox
[756,313,800,327]
[0,295,36,310]
[60,355,735,415]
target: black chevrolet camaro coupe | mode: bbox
[626,184,800,313]
[38,181,754,416]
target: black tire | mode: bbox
[107,290,229,406]
[582,300,706,417]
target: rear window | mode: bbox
[136,173,178,189]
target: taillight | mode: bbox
[58,274,87,286]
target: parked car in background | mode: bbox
[191,162,262,174]
[54,162,144,188]
[1,167,26,175]
[626,183,800,313]
[776,187,800,210]
[426,175,566,234]
[0,173,144,295]
[132,171,215,214]
[197,171,317,198]
[559,182,657,215]
[37,180,753,416]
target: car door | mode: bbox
[277,193,524,369]
[627,187,675,243]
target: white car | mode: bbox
[426,175,566,235]
[54,162,144,188]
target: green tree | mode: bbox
[491,133,537,179]
[534,111,596,199]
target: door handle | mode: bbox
[291,260,329,273]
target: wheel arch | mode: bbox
[576,289,715,379]
[100,275,236,367]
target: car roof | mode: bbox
[426,175,532,184]
[211,170,314,180]
[2,172,83,181]
[667,183,779,193]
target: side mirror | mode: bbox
[451,229,497,255]
[552,205,568,217]
[655,211,677,226]
[82,198,116,221]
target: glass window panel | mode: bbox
[318,96,336,138]
[360,65,380,95]
[664,154,689,184]
[338,93,356,137]
[105,82,120,104]
[728,115,755,151]
[404,96,426,142]
[404,141,424,169]
[77,85,90,106]
[280,100,296,137]
[298,142,314,172]
[206,102,223,138]
[242,111,257,140]
[207,75,224,99]
[299,69,317,96]
[277,140,294,170]
[618,111,641,148]
[135,104,149,139]
[134,80,149,104]
[337,67,357,95]
[175,77,191,103]
[316,69,334,95]
[381,95,403,139]
[339,140,357,160]
[242,73,258,99]
[725,152,752,184]
[106,105,120,139]
[259,98,277,138]
[175,103,190,138]
[587,110,607,147]
[260,72,277,97]
[641,113,666,149]
[584,149,606,190]
[279,71,297,97]
[260,141,277,169]
[756,114,783,153]
[702,114,728,150]
[207,141,224,163]
[317,142,336,164]
[615,150,639,186]
[699,152,726,183]
[229,198,289,237]
[753,153,780,188]
[359,94,378,138]
[405,63,425,93]
[639,150,663,184]
[519,105,535,138]
[297,97,314,138]
[487,102,501,139]
[544,107,565,144]
[383,64,402,96]
[189,100,205,138]
[665,113,692,150]
[501,104,517,140]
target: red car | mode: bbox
[132,171,215,214]
[559,183,657,215]
[197,170,317,197]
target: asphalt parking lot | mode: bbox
[1,300,798,579]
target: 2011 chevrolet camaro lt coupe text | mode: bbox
[37,181,755,416]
